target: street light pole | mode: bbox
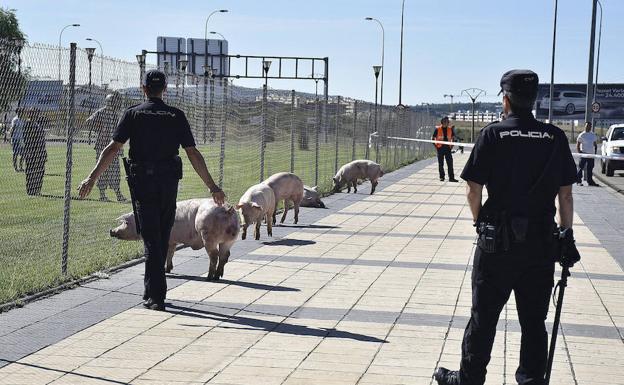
[461,88,486,142]
[85,47,95,144]
[585,0,598,124]
[210,31,227,41]
[261,60,272,182]
[592,0,603,129]
[365,17,385,107]
[85,38,103,85]
[398,0,406,107]
[58,23,80,81]
[204,9,228,74]
[548,0,558,123]
[373,65,382,163]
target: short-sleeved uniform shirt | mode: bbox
[113,97,195,162]
[576,131,597,154]
[461,112,577,219]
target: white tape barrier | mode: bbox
[369,132,621,161]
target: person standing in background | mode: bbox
[576,121,599,187]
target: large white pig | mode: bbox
[264,172,304,225]
[332,160,384,195]
[236,183,275,240]
[301,185,326,208]
[110,199,240,281]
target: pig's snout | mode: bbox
[110,228,117,238]
[318,201,326,208]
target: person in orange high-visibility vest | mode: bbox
[432,117,458,182]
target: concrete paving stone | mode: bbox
[3,157,624,384]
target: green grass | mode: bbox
[0,136,429,305]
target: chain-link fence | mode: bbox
[0,39,436,306]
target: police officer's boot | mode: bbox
[433,367,460,385]
[143,298,165,311]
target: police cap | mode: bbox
[143,69,166,88]
[498,69,538,97]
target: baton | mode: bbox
[544,264,571,385]
[122,157,141,235]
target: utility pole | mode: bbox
[461,88,486,142]
[585,0,598,124]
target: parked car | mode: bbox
[539,91,586,115]
[600,124,624,176]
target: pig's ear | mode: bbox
[226,205,236,214]
[251,202,262,210]
[235,203,243,209]
[312,186,318,191]
[332,177,338,183]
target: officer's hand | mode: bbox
[77,177,95,199]
[212,190,226,206]
[558,227,581,268]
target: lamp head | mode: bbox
[72,24,80,27]
[365,17,373,20]
[136,54,145,65]
[373,65,382,77]
[203,65,213,77]
[263,60,272,74]
[219,9,228,12]
[179,59,188,71]
[85,47,96,61]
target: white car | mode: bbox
[600,124,624,176]
[539,90,586,115]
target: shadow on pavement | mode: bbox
[0,360,129,384]
[165,275,300,292]
[262,239,316,246]
[168,303,387,343]
[277,224,339,229]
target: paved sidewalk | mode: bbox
[1,154,624,385]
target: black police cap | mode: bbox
[143,69,167,88]
[498,69,538,96]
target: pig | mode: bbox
[301,185,326,208]
[110,199,240,281]
[332,160,384,195]
[264,172,304,225]
[236,183,275,240]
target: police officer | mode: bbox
[77,70,225,311]
[434,70,581,385]
[432,116,458,182]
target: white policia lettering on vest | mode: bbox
[499,130,554,140]
[135,110,176,118]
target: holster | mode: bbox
[129,156,183,180]
[476,212,512,253]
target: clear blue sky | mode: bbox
[5,0,623,104]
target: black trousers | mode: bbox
[576,157,595,184]
[437,147,454,179]
[24,153,46,195]
[134,175,178,303]
[459,239,555,385]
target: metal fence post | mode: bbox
[290,90,295,173]
[209,78,215,142]
[61,42,77,276]
[365,103,371,160]
[203,74,208,143]
[260,83,267,182]
[352,100,358,160]
[218,79,228,187]
[334,96,341,174]
[315,96,320,186]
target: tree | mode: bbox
[0,7,27,113]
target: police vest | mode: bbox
[434,126,453,149]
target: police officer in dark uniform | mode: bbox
[78,70,225,311]
[434,70,581,385]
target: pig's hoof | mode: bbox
[165,266,173,273]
